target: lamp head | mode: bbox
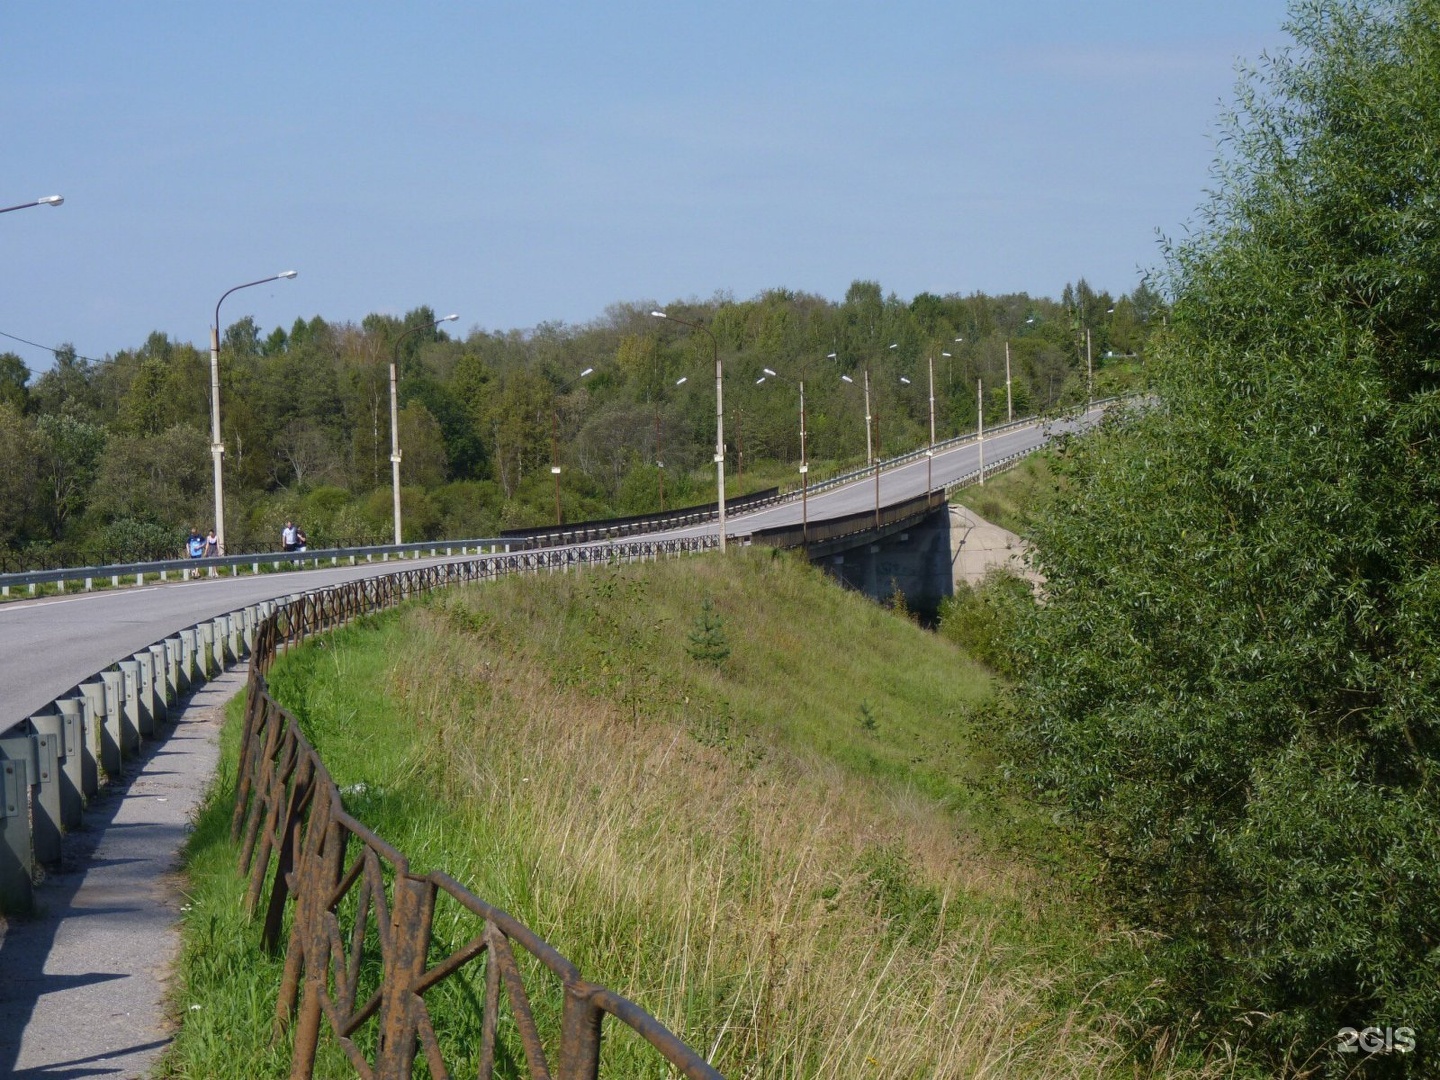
[763,368,776,377]
[841,374,854,384]
[649,311,667,319]
[579,367,594,378]
[675,376,688,386]
[39,195,63,206]
[277,270,298,280]
[442,313,459,322]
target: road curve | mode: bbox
[0,407,1103,730]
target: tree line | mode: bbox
[0,278,1159,569]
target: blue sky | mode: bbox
[2,2,1294,369]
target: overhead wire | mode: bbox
[0,328,105,365]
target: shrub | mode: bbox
[1009,4,1440,1073]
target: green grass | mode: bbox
[949,451,1060,536]
[161,551,1223,1079]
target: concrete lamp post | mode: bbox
[0,194,63,215]
[650,311,726,552]
[756,364,811,551]
[550,366,595,526]
[210,271,298,555]
[840,368,883,530]
[391,313,460,544]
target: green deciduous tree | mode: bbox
[0,402,39,550]
[0,352,29,412]
[33,413,106,539]
[1009,2,1440,1073]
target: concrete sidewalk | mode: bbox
[0,669,244,1079]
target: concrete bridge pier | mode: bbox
[817,505,954,618]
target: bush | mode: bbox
[937,569,1031,677]
[1009,4,1440,1074]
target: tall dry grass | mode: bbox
[294,556,1220,1079]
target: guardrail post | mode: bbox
[76,682,105,797]
[97,671,126,775]
[160,639,180,706]
[166,635,188,697]
[225,613,243,664]
[116,660,145,752]
[148,643,172,721]
[133,652,159,735]
[9,727,60,864]
[200,623,217,679]
[52,701,86,827]
[182,628,203,687]
[242,606,259,654]
[0,757,32,911]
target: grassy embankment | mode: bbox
[161,546,1210,1079]
[949,451,1058,536]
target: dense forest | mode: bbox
[0,278,1157,569]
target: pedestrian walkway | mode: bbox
[0,669,244,1079]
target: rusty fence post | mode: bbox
[374,874,436,1079]
[558,983,604,1080]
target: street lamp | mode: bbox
[551,366,594,526]
[756,363,811,551]
[840,368,882,529]
[651,311,726,552]
[210,271,298,555]
[391,313,459,544]
[0,195,63,215]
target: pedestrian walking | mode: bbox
[203,528,219,558]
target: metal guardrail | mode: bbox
[0,536,725,1077]
[501,488,783,550]
[749,491,947,551]
[0,538,508,596]
[1,398,1124,597]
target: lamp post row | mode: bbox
[650,311,726,552]
[15,189,973,555]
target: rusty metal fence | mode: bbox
[231,538,725,1080]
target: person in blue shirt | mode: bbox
[187,527,205,558]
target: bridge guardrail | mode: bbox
[501,487,783,549]
[794,397,1117,501]
[0,537,507,597]
[1,397,1126,597]
[749,491,947,551]
[0,537,718,891]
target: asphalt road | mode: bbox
[0,407,1100,731]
